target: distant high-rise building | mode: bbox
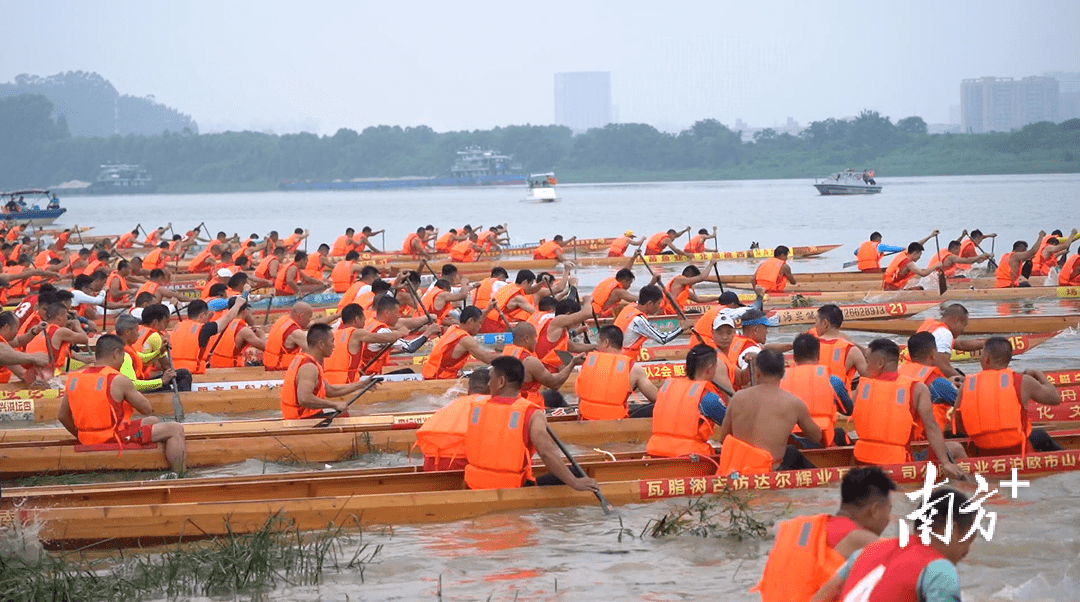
[1045,71,1080,121]
[961,76,1059,133]
[554,72,611,134]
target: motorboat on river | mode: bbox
[813,169,882,195]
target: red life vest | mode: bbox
[838,538,946,602]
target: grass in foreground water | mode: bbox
[0,514,381,602]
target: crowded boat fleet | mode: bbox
[0,217,1077,600]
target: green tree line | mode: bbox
[1,93,1077,192]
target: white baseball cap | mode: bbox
[712,313,736,330]
[216,268,234,278]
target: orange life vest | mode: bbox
[105,272,129,303]
[683,235,706,253]
[754,257,787,293]
[64,366,131,445]
[484,283,531,328]
[780,364,837,446]
[330,260,355,293]
[4,265,27,298]
[717,435,774,476]
[170,319,207,375]
[422,325,470,379]
[81,258,105,276]
[27,324,70,374]
[449,240,477,262]
[575,351,633,420]
[274,262,299,295]
[959,239,977,258]
[135,280,160,300]
[532,240,561,260]
[187,249,213,274]
[337,281,366,312]
[207,319,248,369]
[476,230,497,251]
[645,379,715,457]
[402,233,422,257]
[1031,239,1056,276]
[691,305,721,347]
[264,316,301,371]
[323,327,361,384]
[607,235,630,257]
[463,396,536,489]
[304,252,324,278]
[926,249,959,277]
[280,353,326,419]
[281,233,302,253]
[753,514,851,602]
[727,334,758,367]
[995,252,1018,287]
[415,394,482,468]
[613,305,646,359]
[645,232,668,255]
[662,280,692,314]
[898,362,951,438]
[421,286,453,323]
[959,369,1028,452]
[882,252,914,290]
[472,277,500,309]
[590,277,623,317]
[856,241,883,271]
[434,232,455,252]
[852,376,916,464]
[143,247,167,270]
[818,337,856,390]
[1060,254,1080,286]
[116,231,137,249]
[254,255,276,279]
[501,344,543,406]
[358,319,392,376]
[330,234,353,257]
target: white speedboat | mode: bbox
[813,169,882,195]
[524,172,560,202]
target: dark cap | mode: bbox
[718,291,744,307]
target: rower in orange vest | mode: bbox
[782,334,855,447]
[662,262,718,314]
[817,486,979,602]
[303,243,333,279]
[703,311,745,392]
[883,237,942,291]
[207,299,266,369]
[416,368,491,471]
[0,312,50,384]
[1030,229,1078,277]
[646,344,725,458]
[422,279,477,325]
[142,224,169,247]
[472,267,509,309]
[994,232,1046,287]
[421,306,500,379]
[958,228,996,258]
[955,336,1063,456]
[915,303,983,378]
[812,304,869,393]
[330,227,358,258]
[682,227,715,254]
[255,246,287,281]
[480,270,538,333]
[926,239,992,278]
[281,228,309,253]
[500,322,583,407]
[337,265,382,312]
[1060,251,1080,286]
[612,285,682,360]
[26,302,87,376]
[900,332,959,437]
[330,250,363,293]
[433,228,465,253]
[607,230,644,257]
[353,226,384,253]
[853,232,904,273]
[58,334,187,473]
[275,251,326,297]
[590,268,640,318]
[463,356,599,491]
[449,233,485,262]
[169,299,244,376]
[753,246,796,294]
[357,294,438,376]
[533,296,596,372]
[644,227,692,257]
[575,325,659,419]
[851,338,967,479]
[716,350,822,476]
[280,324,374,420]
[754,467,896,602]
[402,227,432,259]
[264,302,316,371]
[532,235,575,264]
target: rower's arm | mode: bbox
[794,400,824,446]
[56,327,90,346]
[849,346,870,377]
[285,328,309,355]
[932,350,959,378]
[57,397,78,439]
[1022,370,1061,406]
[631,365,659,402]
[529,412,598,492]
[295,363,343,411]
[916,230,940,247]
[459,336,500,364]
[950,337,984,352]
[530,354,581,389]
[830,375,854,415]
[781,263,797,285]
[324,377,366,398]
[914,383,962,472]
[237,326,267,351]
[115,374,154,416]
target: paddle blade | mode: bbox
[171,384,185,423]
[1021,260,1033,279]
[554,350,575,366]
[937,272,948,295]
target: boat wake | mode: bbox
[990,571,1080,601]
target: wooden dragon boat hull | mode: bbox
[842,314,1080,335]
[5,439,1080,548]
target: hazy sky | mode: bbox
[3,0,1078,134]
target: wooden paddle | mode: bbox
[161,348,185,422]
[546,425,614,515]
[315,377,383,428]
[974,240,997,270]
[933,234,947,295]
[638,253,689,322]
[262,291,276,326]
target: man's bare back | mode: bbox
[723,382,821,463]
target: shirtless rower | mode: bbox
[717,349,822,475]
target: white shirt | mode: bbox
[929,324,954,354]
[71,289,106,307]
[737,344,762,370]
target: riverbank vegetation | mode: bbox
[2,93,1077,191]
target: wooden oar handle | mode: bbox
[546,425,613,515]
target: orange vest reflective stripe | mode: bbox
[995,252,1018,287]
[856,241,883,271]
[337,281,366,312]
[422,325,470,379]
[105,272,129,302]
[208,319,247,368]
[415,395,483,466]
[727,334,757,366]
[463,397,536,489]
[839,539,945,602]
[330,260,355,293]
[607,235,630,257]
[449,240,477,262]
[613,305,646,359]
[753,514,848,602]
[64,366,130,445]
[304,252,324,278]
[402,233,421,256]
[718,435,774,476]
[781,364,837,446]
[274,262,298,295]
[926,249,959,277]
[683,235,706,253]
[254,255,276,279]
[281,353,326,419]
[434,232,454,252]
[575,351,632,420]
[818,337,856,390]
[590,277,623,317]
[645,378,714,457]
[27,324,70,374]
[324,327,361,384]
[358,319,392,375]
[645,232,668,255]
[502,344,543,406]
[882,252,914,290]
[852,376,916,464]
[170,319,206,375]
[1060,254,1080,286]
[959,369,1027,451]
[264,316,301,371]
[754,257,787,293]
[532,240,561,260]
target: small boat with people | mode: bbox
[0,189,67,225]
[524,172,560,202]
[813,169,882,195]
